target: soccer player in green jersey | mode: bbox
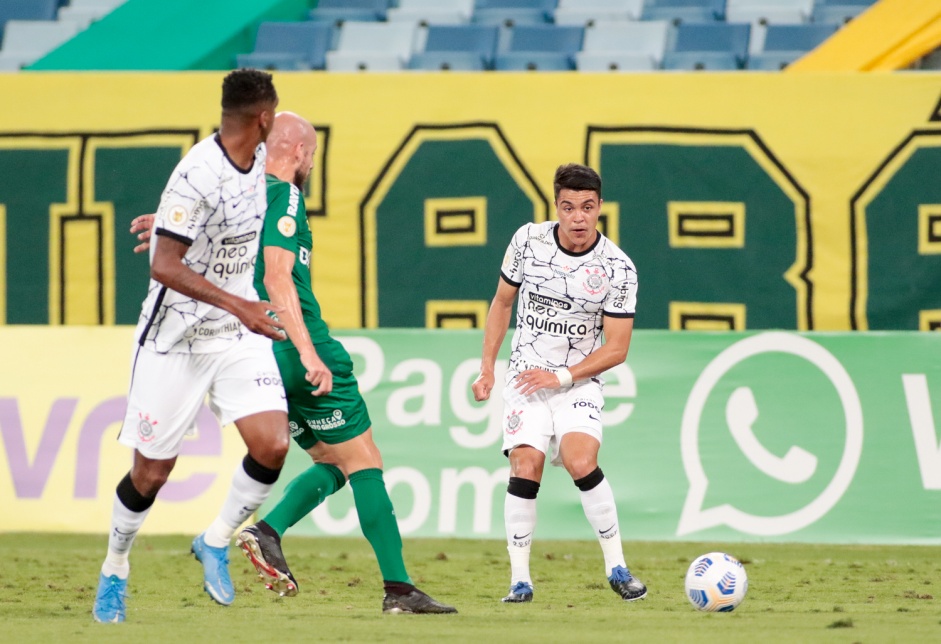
[131,111,455,615]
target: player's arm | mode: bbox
[472,276,518,402]
[150,234,285,341]
[513,314,633,396]
[261,245,332,396]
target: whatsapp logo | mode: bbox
[677,332,863,537]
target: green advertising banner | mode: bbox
[265,330,941,545]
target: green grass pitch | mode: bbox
[2,534,939,642]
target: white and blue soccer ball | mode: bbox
[684,552,748,612]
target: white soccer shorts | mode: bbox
[500,372,604,467]
[119,337,287,459]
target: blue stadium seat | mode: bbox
[746,22,836,69]
[408,24,499,70]
[811,4,869,25]
[814,0,874,5]
[495,24,583,71]
[387,0,474,26]
[309,0,390,28]
[0,0,59,46]
[576,20,670,71]
[662,22,752,70]
[236,22,334,71]
[642,0,726,25]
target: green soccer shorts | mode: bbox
[274,338,371,449]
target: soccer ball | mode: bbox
[684,552,748,612]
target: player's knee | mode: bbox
[573,466,605,491]
[132,461,173,496]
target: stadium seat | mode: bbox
[575,20,670,71]
[0,0,59,46]
[309,0,390,28]
[642,0,726,25]
[236,21,334,71]
[746,22,836,69]
[57,0,127,31]
[811,4,869,25]
[662,22,752,70]
[0,19,80,70]
[553,0,645,26]
[494,24,583,71]
[387,0,474,26]
[325,21,417,71]
[408,24,499,70]
[726,0,813,53]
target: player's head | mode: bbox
[221,69,279,142]
[266,112,318,189]
[553,163,602,202]
[553,163,602,252]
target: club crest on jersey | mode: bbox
[278,216,296,237]
[583,267,606,295]
[138,412,158,442]
[168,204,188,226]
[505,409,524,435]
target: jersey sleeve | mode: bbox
[603,258,638,318]
[262,181,304,253]
[152,158,218,246]
[499,224,529,286]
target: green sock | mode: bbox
[262,463,345,536]
[349,468,411,584]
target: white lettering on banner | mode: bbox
[387,359,442,426]
[678,332,863,537]
[902,374,941,490]
[600,363,636,426]
[335,336,384,393]
[438,466,511,534]
[450,358,505,449]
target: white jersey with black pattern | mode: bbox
[500,221,637,374]
[135,134,268,354]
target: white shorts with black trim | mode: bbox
[118,336,287,459]
[500,371,604,467]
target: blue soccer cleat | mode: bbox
[191,533,235,606]
[501,580,534,603]
[608,565,647,601]
[93,573,127,623]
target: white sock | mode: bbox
[505,492,537,586]
[101,493,152,579]
[203,460,274,548]
[579,477,626,577]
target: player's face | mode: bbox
[292,135,318,189]
[555,189,601,253]
[258,100,279,142]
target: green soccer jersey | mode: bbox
[255,174,331,349]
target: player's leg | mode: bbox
[94,348,202,623]
[195,341,289,606]
[503,446,545,602]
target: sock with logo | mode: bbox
[262,463,346,536]
[204,454,281,548]
[575,468,626,576]
[101,472,156,579]
[349,468,412,584]
[505,476,539,586]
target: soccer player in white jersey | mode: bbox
[93,69,290,624]
[472,163,647,604]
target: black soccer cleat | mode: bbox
[502,581,534,603]
[608,565,647,601]
[382,588,458,614]
[236,522,298,597]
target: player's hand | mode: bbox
[238,301,286,341]
[472,371,494,402]
[130,214,155,254]
[300,351,333,396]
[513,368,558,396]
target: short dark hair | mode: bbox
[553,163,602,201]
[221,68,277,113]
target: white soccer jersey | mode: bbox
[135,134,268,354]
[501,221,637,373]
